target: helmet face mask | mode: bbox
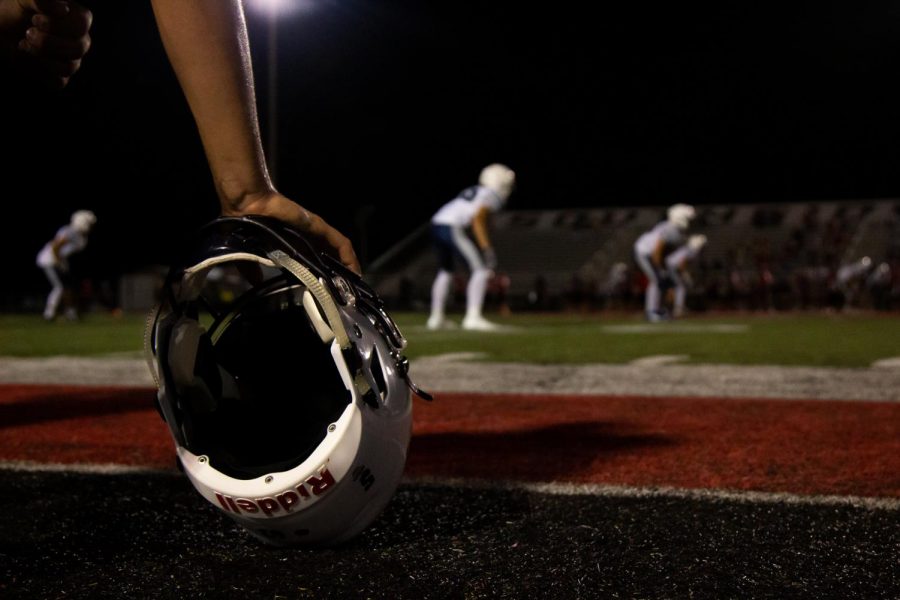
[147,216,424,546]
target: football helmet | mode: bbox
[478,163,516,203]
[145,216,430,546]
[667,203,696,230]
[70,210,96,234]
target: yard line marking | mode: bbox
[603,324,749,334]
[0,460,168,475]
[2,460,894,511]
[872,356,900,369]
[628,354,689,366]
[406,477,900,511]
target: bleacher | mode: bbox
[367,199,900,312]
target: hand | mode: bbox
[482,247,498,270]
[1,0,93,89]
[224,190,361,275]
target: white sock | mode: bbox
[646,281,661,315]
[674,285,686,316]
[466,268,490,320]
[430,270,452,322]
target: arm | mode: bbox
[0,0,92,89]
[149,0,360,274]
[651,238,666,269]
[471,206,492,250]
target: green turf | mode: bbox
[391,312,900,368]
[1,312,899,368]
[0,313,149,358]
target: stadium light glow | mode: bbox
[245,0,317,17]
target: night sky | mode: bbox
[5,1,900,292]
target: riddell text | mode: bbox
[213,468,335,517]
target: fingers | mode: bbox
[229,193,363,275]
[31,3,91,37]
[309,214,362,275]
[16,0,92,89]
[24,0,72,18]
[20,25,89,60]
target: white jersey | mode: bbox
[36,225,87,268]
[665,244,699,271]
[431,185,504,227]
[634,220,684,257]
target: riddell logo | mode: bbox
[213,467,335,517]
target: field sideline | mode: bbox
[2,311,900,368]
[2,311,898,598]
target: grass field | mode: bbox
[2,311,899,367]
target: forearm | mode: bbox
[150,0,272,209]
[651,241,665,268]
[472,213,491,249]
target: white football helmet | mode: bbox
[70,210,96,234]
[146,216,430,547]
[478,163,516,203]
[667,204,696,230]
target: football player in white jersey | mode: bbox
[427,163,515,331]
[664,234,706,318]
[36,209,96,320]
[633,203,695,322]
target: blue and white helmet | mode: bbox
[146,216,429,546]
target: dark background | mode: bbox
[5,0,900,294]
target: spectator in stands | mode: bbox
[427,163,516,331]
[633,203,696,321]
[663,234,707,318]
[36,210,96,321]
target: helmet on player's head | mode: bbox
[70,210,96,234]
[688,234,707,252]
[667,203,695,230]
[479,163,516,203]
[145,216,430,547]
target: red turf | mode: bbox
[0,384,897,497]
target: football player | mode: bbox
[35,209,95,320]
[633,203,695,321]
[664,234,707,318]
[427,163,515,331]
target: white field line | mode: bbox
[1,460,895,511]
[2,355,900,400]
[405,476,900,511]
[0,460,170,475]
[602,324,749,334]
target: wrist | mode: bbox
[215,173,275,215]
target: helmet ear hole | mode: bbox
[168,318,219,413]
[369,347,387,402]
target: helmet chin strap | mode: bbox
[268,250,351,350]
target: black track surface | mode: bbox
[1,471,898,599]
